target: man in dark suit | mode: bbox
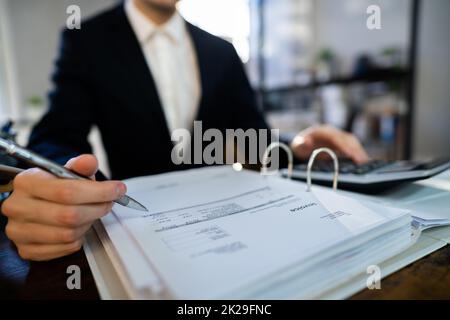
[1,0,368,261]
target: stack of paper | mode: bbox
[95,166,413,299]
[334,174,450,230]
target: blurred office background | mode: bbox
[0,0,449,174]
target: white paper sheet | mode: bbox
[102,166,410,299]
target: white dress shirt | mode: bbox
[125,0,201,136]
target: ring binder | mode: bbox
[261,142,293,178]
[90,165,418,299]
[260,143,340,192]
[306,147,339,192]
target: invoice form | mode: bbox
[102,166,409,299]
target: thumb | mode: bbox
[65,154,99,179]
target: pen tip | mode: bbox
[116,195,148,212]
[128,197,149,212]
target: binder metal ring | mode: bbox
[261,142,293,179]
[306,147,339,192]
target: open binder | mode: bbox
[84,146,450,299]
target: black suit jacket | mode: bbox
[28,4,271,180]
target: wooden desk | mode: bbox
[1,210,449,299]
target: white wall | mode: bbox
[314,0,411,73]
[4,0,117,119]
[413,0,450,159]
[0,0,21,122]
[0,0,11,120]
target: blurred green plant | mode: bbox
[380,47,402,69]
[317,48,335,63]
[26,95,44,108]
[381,47,399,57]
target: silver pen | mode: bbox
[0,137,148,212]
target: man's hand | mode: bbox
[290,125,369,164]
[1,154,126,261]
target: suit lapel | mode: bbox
[109,5,172,141]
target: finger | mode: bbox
[16,241,84,261]
[295,127,349,159]
[65,154,99,179]
[2,195,113,227]
[328,135,355,159]
[322,132,367,164]
[13,169,126,204]
[341,135,369,164]
[6,220,91,245]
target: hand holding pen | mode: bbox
[0,153,143,261]
[0,137,147,211]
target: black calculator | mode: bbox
[282,158,450,193]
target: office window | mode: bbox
[178,0,250,63]
[258,0,314,89]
